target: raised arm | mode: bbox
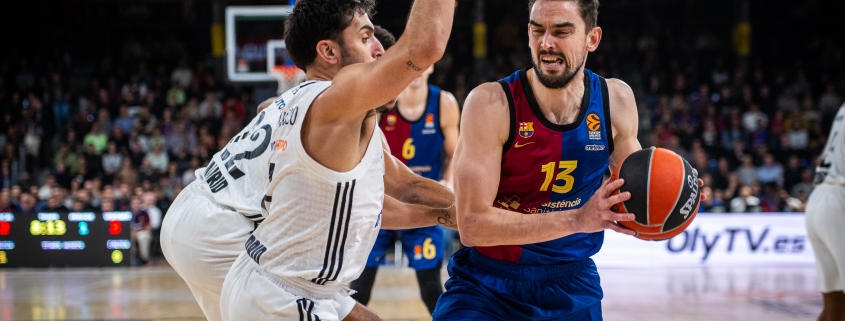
[314,0,455,121]
[439,91,461,187]
[454,83,635,247]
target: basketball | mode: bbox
[611,148,701,241]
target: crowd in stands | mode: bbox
[0,8,844,266]
[0,56,250,263]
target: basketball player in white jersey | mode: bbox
[162,10,455,321]
[806,102,845,321]
[213,0,454,320]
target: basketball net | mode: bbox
[271,66,305,95]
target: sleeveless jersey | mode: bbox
[198,84,305,223]
[475,68,614,265]
[816,103,845,185]
[248,81,386,288]
[379,85,445,180]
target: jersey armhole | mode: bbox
[498,80,517,156]
[599,77,614,156]
[435,89,446,141]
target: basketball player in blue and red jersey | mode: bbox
[433,0,644,319]
[351,63,460,314]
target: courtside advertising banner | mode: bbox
[593,214,815,267]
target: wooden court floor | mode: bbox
[0,263,822,320]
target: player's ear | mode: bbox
[586,26,602,52]
[315,40,340,66]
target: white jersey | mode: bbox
[197,89,298,222]
[816,103,845,185]
[244,80,385,292]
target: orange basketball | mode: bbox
[610,148,700,241]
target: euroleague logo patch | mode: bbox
[586,113,602,140]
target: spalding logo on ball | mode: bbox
[611,147,701,241]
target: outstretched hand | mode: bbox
[572,178,636,236]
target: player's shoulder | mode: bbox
[467,82,509,109]
[460,82,510,135]
[603,78,637,115]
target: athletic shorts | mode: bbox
[365,226,444,270]
[432,248,603,320]
[161,181,254,321]
[220,253,357,321]
[806,183,845,293]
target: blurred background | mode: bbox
[1,0,844,319]
[1,0,844,222]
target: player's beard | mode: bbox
[338,41,368,68]
[531,49,586,89]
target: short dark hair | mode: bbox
[284,0,377,71]
[528,0,599,30]
[373,25,396,50]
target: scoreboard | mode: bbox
[0,211,132,267]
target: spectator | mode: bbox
[42,191,69,212]
[115,183,132,211]
[130,196,152,264]
[138,158,160,185]
[757,154,784,187]
[221,96,246,137]
[0,189,13,212]
[736,155,758,187]
[18,192,37,216]
[144,143,169,174]
[778,189,805,212]
[791,168,815,198]
[167,121,197,156]
[742,104,768,133]
[786,118,810,151]
[818,83,843,115]
[730,186,761,213]
[142,192,162,231]
[54,144,77,174]
[199,91,222,119]
[182,156,200,185]
[782,155,803,192]
[38,175,56,201]
[83,144,103,177]
[102,141,123,183]
[83,123,108,154]
[114,105,135,135]
[134,106,158,134]
[115,158,139,187]
[171,59,193,88]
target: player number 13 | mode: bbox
[540,161,578,194]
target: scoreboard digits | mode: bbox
[0,211,132,267]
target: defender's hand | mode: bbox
[571,178,636,235]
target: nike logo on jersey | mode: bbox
[514,141,535,148]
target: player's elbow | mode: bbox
[408,38,446,66]
[456,213,486,247]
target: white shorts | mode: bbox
[160,181,255,321]
[220,253,357,321]
[806,183,845,293]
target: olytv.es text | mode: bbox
[665,227,806,262]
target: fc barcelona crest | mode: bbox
[518,122,534,138]
[385,115,397,131]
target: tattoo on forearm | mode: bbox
[406,60,422,72]
[437,203,456,227]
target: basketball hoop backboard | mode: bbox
[267,40,305,94]
[225,6,291,82]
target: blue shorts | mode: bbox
[433,248,603,320]
[366,226,444,270]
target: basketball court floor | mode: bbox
[0,263,821,320]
